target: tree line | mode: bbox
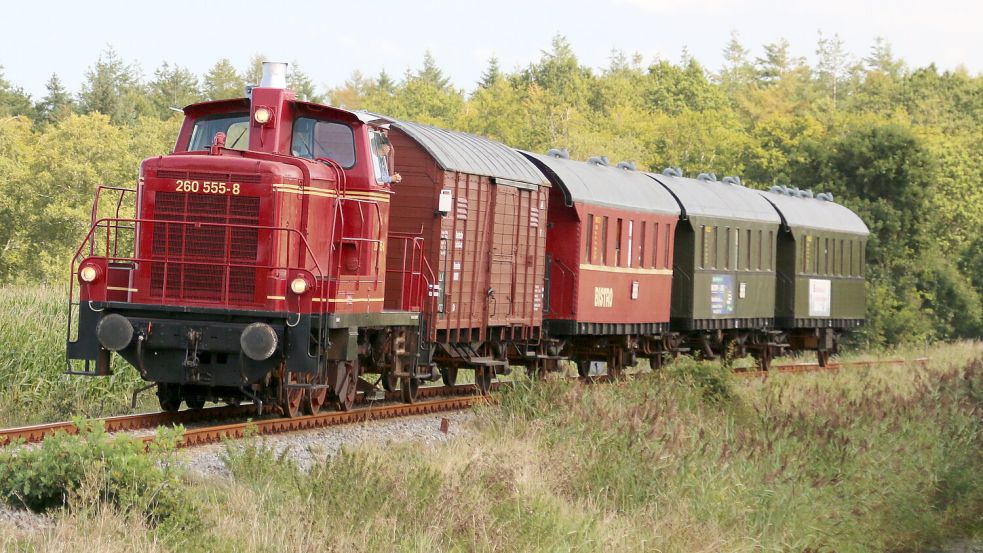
[0,35,981,346]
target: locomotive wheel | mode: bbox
[157,384,181,413]
[400,376,419,404]
[304,378,329,416]
[474,367,493,395]
[440,367,458,386]
[576,361,590,378]
[335,362,358,412]
[281,373,305,418]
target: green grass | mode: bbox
[2,341,980,551]
[0,286,150,427]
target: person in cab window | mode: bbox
[371,133,401,185]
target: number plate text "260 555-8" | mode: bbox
[174,180,240,195]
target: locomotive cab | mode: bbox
[67,63,432,416]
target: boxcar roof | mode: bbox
[369,114,547,186]
[647,174,782,225]
[760,190,869,235]
[522,152,680,215]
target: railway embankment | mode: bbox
[2,342,980,551]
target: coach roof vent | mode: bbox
[697,172,717,182]
[586,156,609,166]
[722,176,743,186]
[616,161,636,171]
[546,148,570,159]
[662,167,682,177]
[260,62,288,89]
[817,192,834,202]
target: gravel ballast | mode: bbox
[177,410,476,477]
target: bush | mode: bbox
[0,419,194,531]
[666,356,735,402]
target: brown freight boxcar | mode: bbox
[377,117,550,386]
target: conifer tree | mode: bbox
[35,73,75,124]
[202,59,245,100]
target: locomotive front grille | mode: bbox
[150,192,261,304]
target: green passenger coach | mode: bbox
[761,187,869,364]
[647,170,783,363]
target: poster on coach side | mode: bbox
[809,279,832,317]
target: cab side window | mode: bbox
[291,117,356,168]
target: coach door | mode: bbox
[487,185,519,326]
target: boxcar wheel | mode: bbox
[576,361,590,378]
[440,367,458,386]
[400,376,419,403]
[475,367,493,395]
[381,369,397,392]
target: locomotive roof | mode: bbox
[647,173,782,224]
[368,114,548,187]
[760,190,870,236]
[521,152,680,215]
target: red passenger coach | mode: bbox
[381,118,551,383]
[523,151,681,374]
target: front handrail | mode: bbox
[69,217,328,315]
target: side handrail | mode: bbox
[551,258,576,317]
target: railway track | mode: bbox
[735,357,928,379]
[0,357,926,449]
[0,382,501,448]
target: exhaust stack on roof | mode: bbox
[260,62,289,89]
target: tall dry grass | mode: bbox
[0,287,148,426]
[5,342,979,552]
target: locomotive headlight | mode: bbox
[290,277,309,295]
[79,265,99,283]
[254,107,272,125]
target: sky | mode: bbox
[1,0,980,98]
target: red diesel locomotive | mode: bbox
[67,63,868,415]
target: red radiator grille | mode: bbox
[150,192,261,304]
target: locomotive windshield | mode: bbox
[188,113,250,151]
[291,118,356,168]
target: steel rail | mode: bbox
[157,395,493,449]
[0,383,503,447]
[736,357,928,379]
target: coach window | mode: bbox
[664,223,671,269]
[696,225,703,269]
[615,218,623,266]
[638,221,646,267]
[584,214,594,263]
[766,231,773,271]
[291,117,356,168]
[712,226,720,269]
[839,239,845,275]
[724,227,732,270]
[655,224,662,269]
[601,216,609,265]
[846,240,853,276]
[627,220,634,268]
[734,228,741,270]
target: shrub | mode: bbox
[666,356,735,402]
[0,419,194,531]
